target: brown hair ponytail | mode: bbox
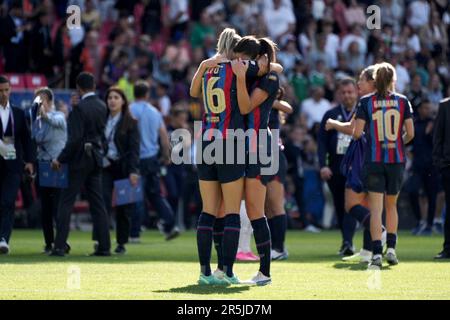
[373,62,396,97]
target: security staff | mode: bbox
[51,72,111,256]
[0,75,35,254]
[432,96,450,259]
[318,78,358,256]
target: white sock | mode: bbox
[238,200,253,253]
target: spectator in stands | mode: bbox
[408,0,430,30]
[341,25,367,57]
[278,36,303,76]
[263,0,296,44]
[29,9,54,78]
[428,73,444,109]
[82,0,101,31]
[301,86,331,130]
[344,0,366,28]
[406,73,429,115]
[289,59,309,110]
[190,9,215,50]
[31,87,67,254]
[1,1,31,73]
[167,0,189,41]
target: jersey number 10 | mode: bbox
[372,109,401,142]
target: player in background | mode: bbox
[353,62,415,270]
[232,37,280,286]
[266,88,293,261]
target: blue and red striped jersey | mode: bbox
[355,92,413,164]
[201,61,259,138]
[246,71,280,152]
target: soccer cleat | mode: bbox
[418,226,432,236]
[213,269,225,279]
[433,222,443,235]
[412,221,426,235]
[271,249,288,261]
[385,248,399,265]
[165,227,180,241]
[198,274,221,285]
[114,245,126,255]
[129,237,141,244]
[342,249,372,263]
[0,239,9,255]
[434,251,450,260]
[359,249,372,263]
[43,244,53,255]
[339,243,355,257]
[223,274,241,285]
[304,225,321,233]
[241,271,272,286]
[368,255,382,270]
[236,251,259,261]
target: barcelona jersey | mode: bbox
[201,61,259,138]
[246,71,280,152]
[355,92,413,164]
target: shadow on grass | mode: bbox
[333,262,393,271]
[153,284,251,295]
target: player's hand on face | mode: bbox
[320,167,333,181]
[231,58,248,78]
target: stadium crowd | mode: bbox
[0,0,449,238]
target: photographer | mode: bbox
[31,87,67,254]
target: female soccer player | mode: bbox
[353,62,414,269]
[326,66,382,263]
[232,37,280,285]
[190,34,274,285]
[266,88,293,261]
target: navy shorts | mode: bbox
[363,162,405,195]
[267,149,287,185]
[197,138,246,184]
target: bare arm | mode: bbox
[352,118,365,140]
[326,118,355,135]
[190,57,228,98]
[272,100,293,114]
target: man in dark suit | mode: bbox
[0,75,35,254]
[51,72,111,256]
[433,97,450,260]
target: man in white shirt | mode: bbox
[341,25,367,56]
[263,0,296,43]
[301,86,332,129]
[408,0,430,29]
[168,0,189,40]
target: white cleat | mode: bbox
[241,271,272,286]
[0,239,9,255]
[213,268,225,280]
[385,248,399,265]
[359,249,372,263]
[271,249,289,261]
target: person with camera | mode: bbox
[50,72,111,257]
[0,75,35,254]
[30,87,67,254]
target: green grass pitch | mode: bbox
[0,230,449,300]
